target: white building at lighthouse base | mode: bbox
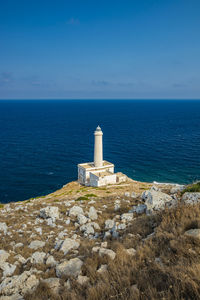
[78,160,116,187]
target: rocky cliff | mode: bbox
[0,179,200,300]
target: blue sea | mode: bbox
[0,100,200,203]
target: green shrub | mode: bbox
[182,182,200,195]
[76,196,89,201]
[85,193,97,197]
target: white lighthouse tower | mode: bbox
[77,126,125,187]
[94,125,103,167]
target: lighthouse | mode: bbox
[77,126,127,187]
[94,125,103,167]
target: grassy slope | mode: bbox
[25,202,200,300]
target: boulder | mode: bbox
[46,255,57,266]
[185,229,200,239]
[182,193,200,205]
[1,263,16,277]
[90,222,100,230]
[40,206,59,220]
[142,189,173,214]
[29,240,45,250]
[105,219,115,230]
[88,206,98,220]
[97,264,108,274]
[77,214,88,225]
[31,252,46,264]
[69,206,84,217]
[124,192,130,197]
[56,258,83,278]
[59,238,80,255]
[170,185,185,194]
[121,213,133,222]
[80,223,95,236]
[125,248,136,256]
[0,222,8,235]
[114,201,121,211]
[77,275,89,285]
[0,271,39,296]
[117,223,126,230]
[92,246,100,253]
[99,248,116,260]
[0,250,10,265]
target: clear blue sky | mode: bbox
[0,0,200,99]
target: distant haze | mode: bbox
[0,0,200,99]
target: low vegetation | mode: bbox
[25,202,200,300]
[181,181,200,194]
[1,180,200,300]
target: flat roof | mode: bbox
[78,160,114,170]
[91,170,116,178]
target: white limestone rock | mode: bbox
[77,275,89,285]
[182,193,200,205]
[1,263,16,277]
[0,250,10,265]
[90,222,100,230]
[97,264,108,274]
[58,238,80,255]
[0,271,39,297]
[88,206,98,220]
[0,222,8,235]
[170,184,185,194]
[105,219,115,230]
[56,258,83,278]
[99,248,116,260]
[117,223,126,230]
[104,231,111,239]
[121,213,133,222]
[92,246,100,253]
[46,218,56,227]
[31,252,46,264]
[124,192,130,197]
[131,192,137,198]
[46,255,57,266]
[14,255,26,265]
[69,205,84,217]
[80,223,95,236]
[185,229,200,239]
[40,206,59,220]
[101,241,107,248]
[29,240,45,250]
[14,243,23,249]
[129,204,147,214]
[77,214,88,225]
[142,189,173,214]
[125,248,136,256]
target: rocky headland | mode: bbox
[0,178,200,299]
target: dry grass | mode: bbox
[24,202,200,300]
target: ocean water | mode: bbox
[0,100,200,203]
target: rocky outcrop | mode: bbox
[182,193,200,205]
[0,271,39,297]
[56,258,83,278]
[40,206,59,220]
[58,238,80,254]
[142,187,174,214]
